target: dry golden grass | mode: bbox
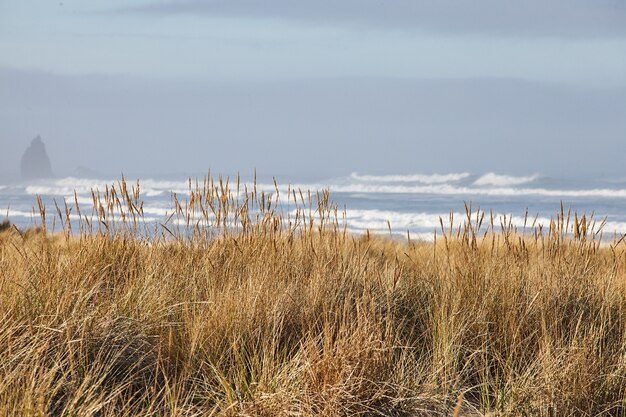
[0,175,625,416]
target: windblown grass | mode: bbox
[0,175,624,416]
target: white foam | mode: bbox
[73,196,95,205]
[343,209,443,230]
[350,172,470,184]
[343,226,435,241]
[474,173,539,187]
[4,209,36,219]
[24,177,192,198]
[310,183,626,199]
[339,209,626,236]
[25,177,113,196]
[342,209,548,234]
[24,175,626,203]
[140,206,172,217]
[139,179,190,195]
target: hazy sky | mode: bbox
[1,0,625,179]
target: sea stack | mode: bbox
[20,135,53,180]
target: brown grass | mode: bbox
[0,175,624,416]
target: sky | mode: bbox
[1,0,625,180]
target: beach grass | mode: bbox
[0,176,624,416]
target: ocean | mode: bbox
[2,172,626,241]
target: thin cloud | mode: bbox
[113,0,626,38]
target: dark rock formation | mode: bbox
[20,136,53,180]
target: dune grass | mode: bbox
[0,176,625,416]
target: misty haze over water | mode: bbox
[1,71,625,181]
[1,1,625,238]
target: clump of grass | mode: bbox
[0,219,10,233]
[0,175,624,416]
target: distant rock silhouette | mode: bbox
[20,136,53,180]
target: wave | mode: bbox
[343,209,443,230]
[343,209,551,233]
[288,183,626,199]
[24,177,192,197]
[350,172,470,184]
[25,177,114,196]
[474,172,539,187]
[4,209,36,219]
[140,206,173,217]
[14,176,626,210]
[342,227,436,241]
[7,196,626,238]
[341,209,626,236]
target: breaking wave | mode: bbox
[341,209,626,237]
[10,174,626,210]
[4,209,35,219]
[318,183,626,199]
[474,173,540,187]
[24,177,190,197]
[350,172,470,183]
[343,209,444,231]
